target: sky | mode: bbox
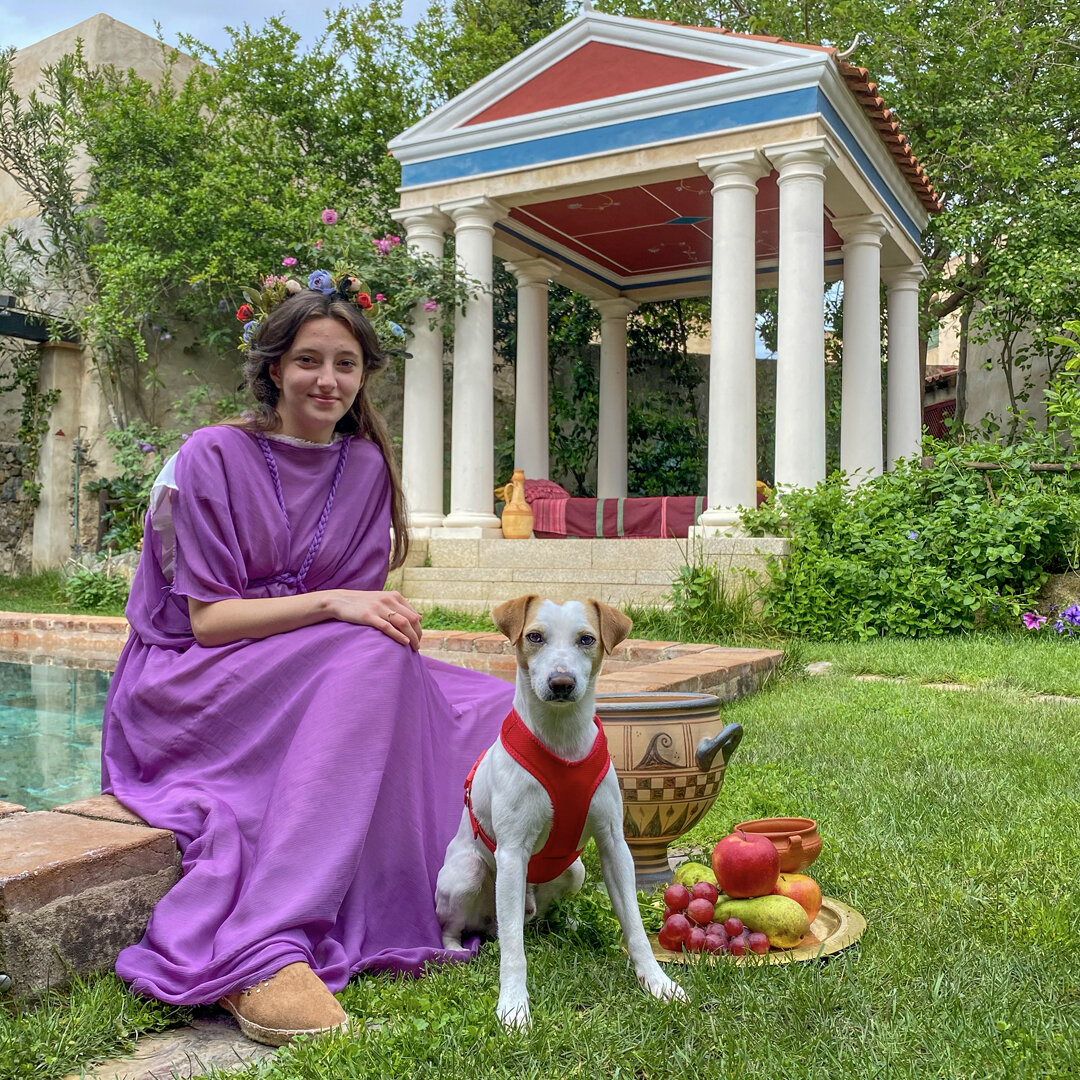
[0,3,429,54]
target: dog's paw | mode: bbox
[496,997,531,1030]
[639,971,687,1003]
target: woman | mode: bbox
[101,287,514,1046]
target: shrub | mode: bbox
[62,565,130,613]
[741,442,1080,639]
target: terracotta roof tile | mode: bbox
[637,19,942,213]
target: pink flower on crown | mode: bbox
[282,256,297,267]
[321,209,338,225]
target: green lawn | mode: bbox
[0,571,127,618]
[3,633,1077,1079]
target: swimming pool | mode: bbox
[0,661,112,811]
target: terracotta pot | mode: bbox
[597,691,742,888]
[734,816,821,873]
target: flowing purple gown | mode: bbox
[101,425,513,1005]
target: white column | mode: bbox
[440,197,507,533]
[391,207,450,530]
[835,213,888,483]
[765,138,833,491]
[885,265,927,467]
[697,149,769,531]
[504,258,558,480]
[592,298,637,499]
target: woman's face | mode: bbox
[269,317,365,443]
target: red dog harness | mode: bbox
[464,708,611,884]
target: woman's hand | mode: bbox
[327,589,423,650]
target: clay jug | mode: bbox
[498,469,533,539]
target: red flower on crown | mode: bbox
[357,293,373,309]
[236,304,254,322]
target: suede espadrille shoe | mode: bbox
[220,961,349,1047]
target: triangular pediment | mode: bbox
[392,11,822,147]
[464,41,741,126]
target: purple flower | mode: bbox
[1022,611,1047,631]
[136,440,156,453]
[374,238,393,256]
[422,299,438,312]
[907,530,918,540]
[321,208,338,225]
[308,270,335,294]
[1061,603,1080,626]
[282,256,298,267]
[242,320,260,344]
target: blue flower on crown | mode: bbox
[308,269,335,294]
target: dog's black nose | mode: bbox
[547,674,576,700]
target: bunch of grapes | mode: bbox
[658,883,768,956]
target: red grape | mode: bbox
[703,933,727,954]
[748,931,770,955]
[728,931,749,956]
[663,884,691,913]
[687,898,715,926]
[662,913,691,943]
[658,922,685,952]
[690,881,719,905]
[685,928,707,953]
[723,917,744,937]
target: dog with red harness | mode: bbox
[435,595,685,1030]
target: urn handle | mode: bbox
[696,722,743,773]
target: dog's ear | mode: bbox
[588,599,633,654]
[492,594,539,645]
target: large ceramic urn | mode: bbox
[596,691,742,888]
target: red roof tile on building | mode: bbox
[640,20,942,214]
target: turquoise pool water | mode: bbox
[0,661,111,811]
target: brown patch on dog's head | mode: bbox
[586,599,633,655]
[492,594,541,646]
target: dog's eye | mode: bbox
[525,631,544,644]
[579,634,597,647]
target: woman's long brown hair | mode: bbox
[234,290,409,569]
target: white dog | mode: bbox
[435,595,685,1029]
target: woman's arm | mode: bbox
[187,589,423,650]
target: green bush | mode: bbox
[741,441,1080,639]
[61,565,130,614]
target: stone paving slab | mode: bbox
[60,1010,276,1080]
[0,799,27,816]
[54,794,148,827]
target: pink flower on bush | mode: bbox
[321,209,338,225]
[1022,611,1047,630]
[315,239,323,250]
[282,256,298,267]
[375,293,386,302]
[423,299,438,312]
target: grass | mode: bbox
[0,571,127,618]
[3,638,1078,1079]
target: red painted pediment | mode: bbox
[464,41,740,126]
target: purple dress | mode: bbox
[101,425,513,1005]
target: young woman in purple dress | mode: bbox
[101,288,514,1046]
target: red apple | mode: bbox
[686,898,715,926]
[690,881,719,905]
[663,883,691,912]
[773,873,823,923]
[712,829,780,898]
[685,927,707,953]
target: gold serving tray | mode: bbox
[649,896,866,965]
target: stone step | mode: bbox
[0,800,179,997]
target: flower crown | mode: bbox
[236,268,405,352]
[236,210,408,352]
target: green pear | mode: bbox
[713,894,811,949]
[672,862,720,889]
